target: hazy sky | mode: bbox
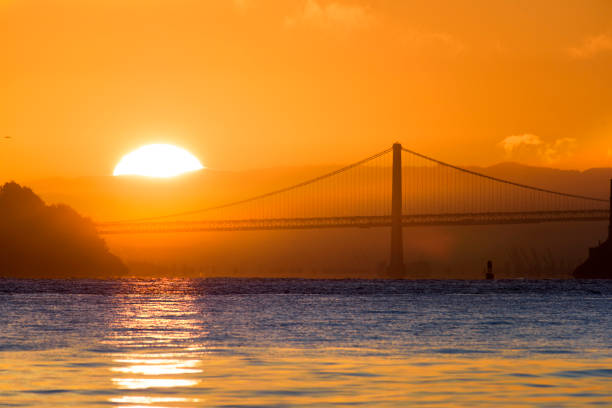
[2,0,612,179]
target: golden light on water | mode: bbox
[109,396,197,403]
[111,377,200,390]
[106,290,205,406]
[111,361,202,375]
[109,395,201,406]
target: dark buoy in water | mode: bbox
[485,260,494,280]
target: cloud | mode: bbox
[283,1,463,55]
[499,134,577,164]
[285,0,374,31]
[568,34,612,58]
[400,29,465,56]
[499,134,543,155]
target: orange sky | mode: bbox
[2,0,612,180]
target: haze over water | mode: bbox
[1,279,611,407]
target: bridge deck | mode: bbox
[97,209,609,234]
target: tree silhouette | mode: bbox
[0,182,127,278]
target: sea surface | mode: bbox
[0,279,611,407]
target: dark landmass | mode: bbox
[574,240,612,279]
[0,182,127,278]
[573,180,612,279]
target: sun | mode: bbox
[113,144,204,178]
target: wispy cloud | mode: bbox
[568,34,612,58]
[400,29,465,56]
[285,0,374,31]
[499,134,543,155]
[499,134,577,164]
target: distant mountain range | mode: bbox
[474,162,612,199]
[13,162,611,222]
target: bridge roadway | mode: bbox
[97,209,609,234]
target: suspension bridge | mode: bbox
[96,143,611,276]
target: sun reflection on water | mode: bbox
[111,377,200,390]
[111,360,202,375]
[110,397,202,408]
[106,286,205,407]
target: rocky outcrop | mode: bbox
[573,240,612,279]
[574,179,612,279]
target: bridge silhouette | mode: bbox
[97,143,610,276]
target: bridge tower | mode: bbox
[388,142,405,278]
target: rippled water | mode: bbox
[1,279,611,407]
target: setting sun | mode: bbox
[113,144,204,178]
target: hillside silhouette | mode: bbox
[0,182,126,278]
